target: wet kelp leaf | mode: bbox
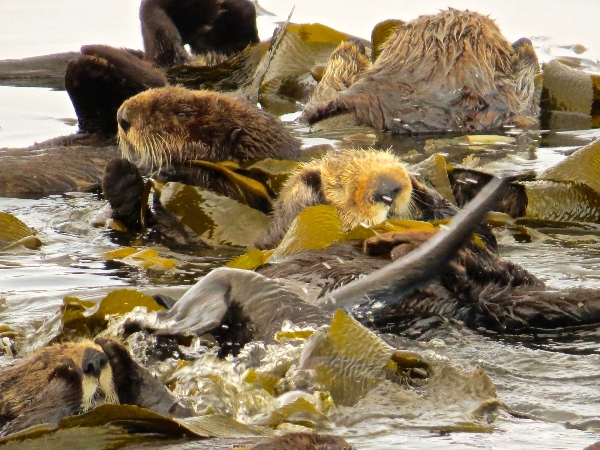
[229,207,440,270]
[59,290,164,341]
[540,139,600,194]
[409,154,457,204]
[167,41,270,91]
[252,394,332,429]
[101,247,177,270]
[301,310,394,406]
[0,404,267,448]
[542,58,600,115]
[0,212,40,250]
[268,205,346,262]
[371,19,404,61]
[524,180,600,223]
[188,160,274,204]
[159,183,271,248]
[245,158,300,195]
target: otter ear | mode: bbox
[225,126,243,151]
[299,169,323,194]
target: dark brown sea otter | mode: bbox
[303,9,540,134]
[0,338,192,437]
[65,0,259,135]
[102,86,301,230]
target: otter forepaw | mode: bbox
[364,230,435,259]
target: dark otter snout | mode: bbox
[372,176,403,206]
[82,347,109,378]
[117,107,131,133]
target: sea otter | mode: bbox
[102,85,301,230]
[303,9,540,133]
[255,149,473,250]
[235,433,354,450]
[137,171,600,347]
[0,338,192,437]
[65,0,259,135]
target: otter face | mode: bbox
[117,86,246,168]
[321,150,414,229]
[80,347,119,412]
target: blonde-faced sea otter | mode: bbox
[255,149,465,250]
[303,9,540,133]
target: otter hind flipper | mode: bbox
[154,268,327,355]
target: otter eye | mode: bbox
[176,111,188,118]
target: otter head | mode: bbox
[117,85,300,169]
[320,150,414,229]
[79,346,119,412]
[117,86,253,168]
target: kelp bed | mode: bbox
[1,18,600,450]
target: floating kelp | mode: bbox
[101,247,177,270]
[158,183,271,248]
[523,180,600,223]
[409,153,457,204]
[0,212,40,251]
[58,290,165,341]
[0,404,268,449]
[228,204,449,270]
[541,58,600,116]
[540,138,600,194]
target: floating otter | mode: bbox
[0,338,192,437]
[102,85,301,230]
[303,9,540,133]
[65,0,259,134]
[140,0,259,68]
[236,433,354,450]
[255,149,471,250]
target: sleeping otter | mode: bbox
[65,0,259,134]
[0,338,192,437]
[303,9,540,133]
[255,149,470,250]
[102,86,301,230]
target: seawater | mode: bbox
[0,1,599,449]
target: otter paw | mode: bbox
[364,230,435,258]
[102,158,150,232]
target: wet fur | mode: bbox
[117,86,300,167]
[256,149,463,250]
[0,338,191,436]
[303,9,539,133]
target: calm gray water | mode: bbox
[0,2,599,449]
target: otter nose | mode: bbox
[82,347,109,378]
[117,107,131,133]
[373,177,403,206]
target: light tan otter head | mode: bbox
[255,149,415,250]
[117,86,300,169]
[317,150,414,228]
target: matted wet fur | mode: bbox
[0,338,191,436]
[117,86,300,167]
[302,9,540,133]
[243,432,354,450]
[255,149,462,250]
[140,0,259,68]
